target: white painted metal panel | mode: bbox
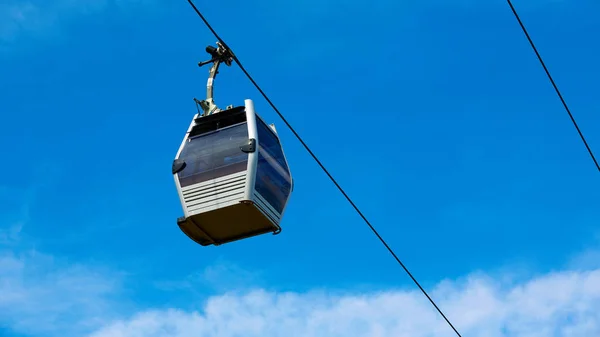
[182,171,246,214]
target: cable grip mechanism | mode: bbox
[194,41,234,116]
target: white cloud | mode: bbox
[1,182,599,337]
[0,249,126,336]
[86,268,600,337]
[2,230,600,337]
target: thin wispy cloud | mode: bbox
[155,259,266,294]
[0,249,126,336]
[0,181,126,337]
[0,222,23,245]
[0,0,152,43]
[0,185,33,247]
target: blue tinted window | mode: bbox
[178,122,249,187]
[254,119,292,214]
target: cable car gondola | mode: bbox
[172,42,293,247]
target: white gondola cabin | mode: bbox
[172,99,293,246]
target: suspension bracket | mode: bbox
[195,41,234,116]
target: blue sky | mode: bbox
[1,0,600,336]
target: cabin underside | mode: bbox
[177,202,280,246]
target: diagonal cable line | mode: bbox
[185,1,463,336]
[507,0,600,172]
